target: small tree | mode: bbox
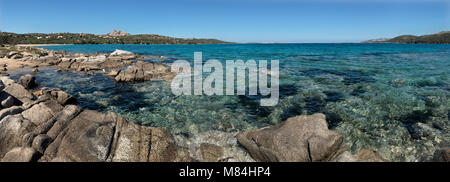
[0,30,8,46]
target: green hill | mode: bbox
[364,31,450,44]
[0,31,231,45]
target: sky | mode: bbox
[0,0,449,43]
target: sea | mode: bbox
[10,43,450,161]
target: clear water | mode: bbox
[12,43,449,161]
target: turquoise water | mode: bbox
[14,43,449,161]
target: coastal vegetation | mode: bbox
[364,31,450,44]
[0,30,231,45]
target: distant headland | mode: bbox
[363,31,450,44]
[0,30,232,45]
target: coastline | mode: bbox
[15,44,73,47]
[0,58,46,71]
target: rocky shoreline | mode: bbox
[0,45,448,162]
[0,45,175,82]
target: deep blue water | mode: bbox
[14,43,449,161]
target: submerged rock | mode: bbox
[174,130,255,162]
[434,147,450,162]
[200,143,224,162]
[237,113,343,162]
[330,149,386,162]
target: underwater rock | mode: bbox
[174,130,255,162]
[200,143,224,162]
[434,147,450,162]
[354,149,387,162]
[329,151,358,162]
[237,113,343,162]
[329,148,386,162]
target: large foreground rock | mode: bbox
[237,113,343,162]
[0,76,193,162]
[108,115,178,162]
[1,147,40,162]
[3,83,34,103]
[40,109,185,162]
[44,110,117,162]
[0,114,36,158]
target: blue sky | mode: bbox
[0,0,449,43]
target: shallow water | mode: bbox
[11,43,449,161]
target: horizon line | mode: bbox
[2,30,448,44]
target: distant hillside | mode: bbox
[363,31,450,44]
[0,31,231,45]
[361,38,389,43]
